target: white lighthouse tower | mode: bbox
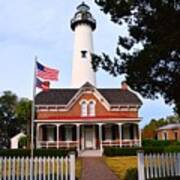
[71,2,96,88]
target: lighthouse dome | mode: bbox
[71,2,96,31]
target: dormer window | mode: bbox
[81,100,88,116]
[89,100,96,116]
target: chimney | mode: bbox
[121,81,128,90]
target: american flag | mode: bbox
[36,61,59,81]
[36,77,50,91]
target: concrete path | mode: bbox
[80,158,119,180]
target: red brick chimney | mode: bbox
[121,81,128,90]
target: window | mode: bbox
[174,132,178,140]
[81,50,87,58]
[163,132,167,140]
[89,101,95,116]
[81,101,87,116]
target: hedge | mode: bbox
[0,148,76,157]
[104,146,180,156]
[142,139,180,147]
[103,147,141,156]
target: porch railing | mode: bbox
[102,139,140,147]
[37,141,78,149]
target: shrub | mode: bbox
[142,139,171,147]
[124,168,138,180]
[103,147,141,156]
[104,146,180,156]
[164,146,180,153]
[18,136,28,149]
[0,148,76,157]
[143,146,165,154]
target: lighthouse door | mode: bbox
[85,126,94,149]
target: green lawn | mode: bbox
[103,156,137,180]
[76,158,82,179]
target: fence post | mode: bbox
[177,153,180,176]
[137,150,145,180]
[69,152,75,180]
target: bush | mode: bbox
[0,148,76,157]
[104,147,141,156]
[142,139,180,147]
[18,136,28,149]
[104,146,180,156]
[124,168,138,180]
[164,146,180,153]
[143,146,165,154]
[142,139,171,147]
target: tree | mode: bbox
[16,98,32,133]
[142,114,180,139]
[92,0,180,114]
[0,91,18,148]
[0,91,31,148]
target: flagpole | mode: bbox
[30,56,37,180]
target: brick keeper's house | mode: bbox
[34,2,143,156]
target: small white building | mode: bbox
[10,132,26,149]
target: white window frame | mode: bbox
[89,100,96,116]
[80,100,88,117]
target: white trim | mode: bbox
[34,118,142,123]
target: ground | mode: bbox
[76,156,137,180]
[103,156,137,179]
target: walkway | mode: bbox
[81,158,119,180]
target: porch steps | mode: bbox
[78,150,103,157]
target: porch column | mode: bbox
[118,123,122,147]
[56,124,61,149]
[138,124,142,147]
[36,123,41,148]
[76,124,80,152]
[98,124,103,151]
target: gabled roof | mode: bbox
[158,123,180,130]
[35,82,142,106]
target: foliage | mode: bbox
[142,115,180,139]
[0,91,31,148]
[0,91,18,148]
[18,136,28,149]
[16,98,31,132]
[142,139,171,146]
[104,147,141,156]
[93,0,180,114]
[0,148,76,157]
[124,168,138,180]
[104,146,180,156]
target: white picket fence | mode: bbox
[138,151,180,180]
[0,154,75,180]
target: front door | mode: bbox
[85,127,94,149]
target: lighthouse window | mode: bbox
[81,50,87,58]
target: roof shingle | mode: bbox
[35,86,142,106]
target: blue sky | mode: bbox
[0,0,174,127]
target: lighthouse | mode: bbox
[71,2,96,88]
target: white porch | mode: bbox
[35,122,141,151]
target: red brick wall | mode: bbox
[157,129,180,140]
[37,93,139,120]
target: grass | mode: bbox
[103,156,137,180]
[76,158,82,179]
